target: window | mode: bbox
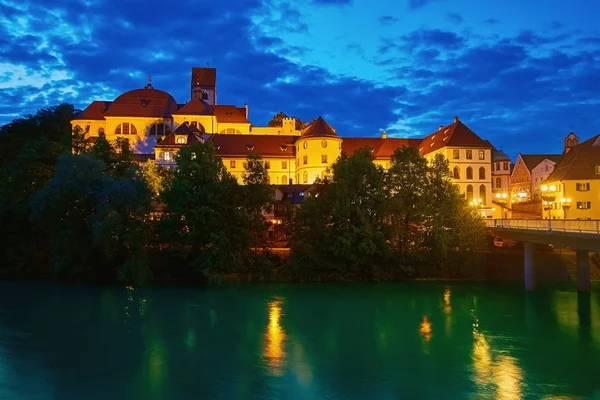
[466,185,473,202]
[303,142,308,149]
[595,166,600,174]
[202,91,208,100]
[98,127,105,137]
[230,160,236,168]
[282,161,287,169]
[503,162,509,171]
[495,177,501,189]
[466,167,473,179]
[479,167,485,180]
[176,136,186,144]
[219,128,242,134]
[163,151,171,161]
[303,171,308,183]
[321,140,327,148]
[478,150,484,160]
[466,150,472,160]
[453,167,460,179]
[577,201,591,209]
[453,149,459,159]
[496,162,500,171]
[576,183,590,191]
[282,175,287,184]
[303,155,308,165]
[149,123,170,136]
[115,122,137,135]
[265,161,270,169]
[479,185,486,204]
[491,164,495,172]
[321,154,328,164]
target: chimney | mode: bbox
[439,125,443,131]
[244,104,248,119]
[454,116,459,123]
[381,130,387,139]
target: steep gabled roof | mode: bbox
[172,97,213,115]
[191,67,216,86]
[301,116,339,138]
[210,135,298,157]
[155,123,204,148]
[546,134,600,181]
[213,105,250,123]
[75,101,112,120]
[419,120,492,155]
[520,154,562,171]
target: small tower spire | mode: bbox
[145,75,154,89]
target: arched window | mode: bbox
[466,185,473,202]
[495,177,501,189]
[466,167,473,180]
[479,185,486,204]
[303,171,308,184]
[282,175,287,185]
[149,123,171,136]
[479,167,486,180]
[115,122,137,135]
[219,128,241,134]
[453,167,460,179]
[176,137,186,144]
[98,127,105,137]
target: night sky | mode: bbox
[1,0,599,157]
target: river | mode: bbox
[0,281,599,399]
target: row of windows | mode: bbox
[491,162,510,172]
[453,149,485,160]
[297,171,327,184]
[452,166,487,180]
[229,160,289,169]
[296,155,328,165]
[232,174,292,185]
[296,141,339,151]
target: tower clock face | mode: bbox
[303,142,308,149]
[321,140,327,148]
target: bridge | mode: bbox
[485,219,600,292]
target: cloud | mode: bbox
[484,18,500,25]
[378,15,399,25]
[407,0,442,10]
[312,0,352,4]
[447,13,463,24]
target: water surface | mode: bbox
[1,282,599,399]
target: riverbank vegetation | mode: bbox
[1,105,487,286]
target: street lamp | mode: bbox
[561,197,572,219]
[495,192,508,218]
[541,185,557,219]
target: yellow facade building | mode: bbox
[72,67,500,214]
[542,134,600,219]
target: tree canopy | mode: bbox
[267,111,306,130]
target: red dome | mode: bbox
[104,88,178,118]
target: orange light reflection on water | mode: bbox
[264,299,286,375]
[419,315,432,341]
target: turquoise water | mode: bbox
[0,282,599,399]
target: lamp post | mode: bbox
[541,184,557,219]
[495,192,508,218]
[561,197,572,219]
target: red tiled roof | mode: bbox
[75,101,111,120]
[520,154,562,171]
[155,123,204,148]
[191,67,216,86]
[172,97,213,115]
[301,116,339,138]
[103,88,178,118]
[341,138,420,159]
[211,135,298,157]
[213,105,249,123]
[419,120,492,155]
[546,134,600,181]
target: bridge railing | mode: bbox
[485,219,600,233]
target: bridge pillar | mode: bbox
[524,242,537,291]
[576,249,590,292]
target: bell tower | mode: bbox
[190,67,217,105]
[564,131,579,154]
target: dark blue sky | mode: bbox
[1,0,599,158]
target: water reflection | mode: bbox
[443,288,452,314]
[494,355,522,400]
[419,315,432,341]
[265,298,286,376]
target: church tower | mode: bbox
[564,131,579,154]
[190,67,217,105]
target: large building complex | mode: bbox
[72,67,512,216]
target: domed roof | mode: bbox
[103,88,178,118]
[492,149,511,162]
[301,116,339,138]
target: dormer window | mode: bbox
[280,145,287,151]
[141,99,150,107]
[246,144,254,151]
[226,112,232,117]
[176,136,186,144]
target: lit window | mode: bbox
[453,149,459,159]
[466,150,472,160]
[303,171,308,183]
[114,122,137,135]
[577,201,591,209]
[321,154,327,164]
[176,136,186,144]
[282,175,287,184]
[303,155,308,165]
[478,150,484,160]
[595,166,600,174]
[576,183,590,191]
[282,161,287,169]
[164,152,171,161]
[230,160,236,168]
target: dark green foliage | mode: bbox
[267,111,306,130]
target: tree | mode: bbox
[242,154,273,248]
[267,111,305,130]
[159,142,254,274]
[292,147,388,278]
[142,160,172,201]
